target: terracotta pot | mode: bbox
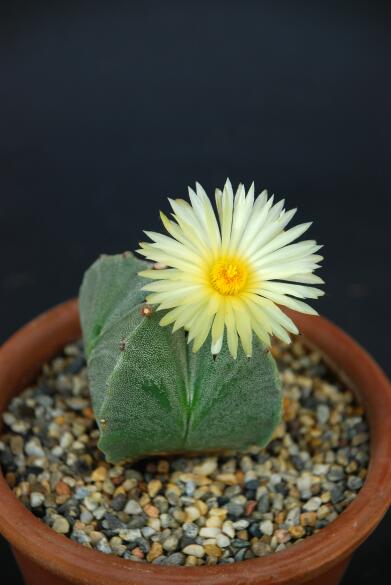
[0,300,390,585]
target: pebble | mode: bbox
[252,541,271,557]
[60,432,74,449]
[300,512,317,527]
[204,544,222,558]
[260,520,274,535]
[182,522,198,538]
[216,533,231,548]
[30,492,45,507]
[193,458,217,476]
[147,542,163,562]
[96,539,111,554]
[222,520,235,538]
[289,525,305,539]
[185,505,200,521]
[91,467,107,482]
[0,339,370,567]
[165,552,185,565]
[199,527,220,538]
[316,404,330,424]
[10,436,24,455]
[226,502,244,518]
[148,480,162,498]
[303,497,322,512]
[327,465,344,482]
[163,535,179,552]
[111,494,127,511]
[52,515,70,534]
[347,476,363,491]
[25,439,45,458]
[124,500,142,515]
[183,544,205,558]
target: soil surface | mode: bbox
[0,339,369,566]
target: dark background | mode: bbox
[0,1,390,582]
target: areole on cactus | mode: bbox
[79,180,323,463]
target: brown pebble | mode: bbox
[147,542,163,562]
[283,397,299,421]
[346,461,358,474]
[275,529,291,544]
[245,500,257,516]
[148,479,162,498]
[235,470,244,484]
[91,467,107,482]
[111,476,125,486]
[10,436,24,455]
[144,504,159,518]
[237,529,249,540]
[6,472,16,488]
[157,460,170,474]
[132,547,144,559]
[216,473,237,485]
[55,480,71,497]
[300,512,317,527]
[209,507,227,519]
[288,525,305,539]
[195,500,208,516]
[82,407,94,419]
[204,544,222,558]
[252,540,271,557]
[275,511,286,524]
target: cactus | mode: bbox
[79,253,283,463]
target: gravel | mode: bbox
[0,338,370,566]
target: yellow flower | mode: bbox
[137,179,324,358]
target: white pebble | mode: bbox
[260,520,274,536]
[3,413,15,426]
[312,464,329,476]
[30,492,45,507]
[297,474,312,491]
[60,432,74,449]
[303,497,322,512]
[118,529,142,541]
[182,544,205,558]
[270,473,282,485]
[25,439,45,458]
[233,519,249,530]
[222,520,235,538]
[199,527,221,538]
[80,510,93,523]
[216,533,231,548]
[52,516,70,534]
[124,500,142,515]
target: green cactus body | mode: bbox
[80,253,283,463]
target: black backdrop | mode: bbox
[0,1,390,583]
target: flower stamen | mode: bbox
[210,257,248,296]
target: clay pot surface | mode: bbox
[0,299,390,585]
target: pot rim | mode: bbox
[0,299,390,585]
